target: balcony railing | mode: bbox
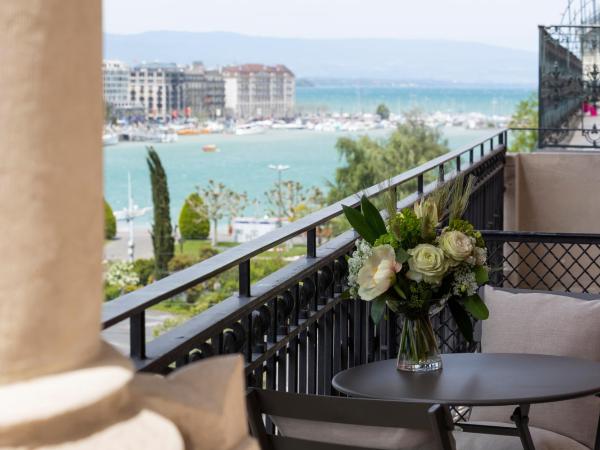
[102,130,507,386]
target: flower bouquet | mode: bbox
[343,177,489,372]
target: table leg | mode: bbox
[511,404,535,450]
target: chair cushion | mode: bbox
[272,416,443,450]
[454,421,590,450]
[471,286,600,448]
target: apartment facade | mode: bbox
[181,62,226,119]
[102,60,131,109]
[129,63,170,119]
[223,64,295,119]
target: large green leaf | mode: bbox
[360,195,387,237]
[370,296,387,324]
[474,265,489,284]
[448,299,474,342]
[342,204,378,244]
[463,294,489,320]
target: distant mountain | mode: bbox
[104,31,536,85]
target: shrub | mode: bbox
[105,261,139,289]
[198,246,219,261]
[179,193,210,240]
[133,258,155,285]
[168,254,199,273]
[104,199,117,239]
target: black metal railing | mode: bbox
[538,25,600,148]
[102,130,507,391]
[483,230,600,294]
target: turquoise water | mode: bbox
[105,85,532,226]
[104,127,499,226]
[295,86,532,116]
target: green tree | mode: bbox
[147,147,174,279]
[197,180,231,246]
[376,103,391,120]
[104,199,117,239]
[508,93,538,153]
[327,112,449,203]
[179,192,210,240]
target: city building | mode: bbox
[180,62,225,119]
[102,60,131,109]
[223,64,295,119]
[129,62,172,120]
[129,62,225,120]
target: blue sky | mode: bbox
[103,0,567,51]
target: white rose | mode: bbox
[357,245,401,301]
[438,230,474,266]
[406,244,448,285]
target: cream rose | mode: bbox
[406,244,448,285]
[357,245,401,301]
[438,230,474,266]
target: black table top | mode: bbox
[332,353,600,406]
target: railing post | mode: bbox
[239,259,251,297]
[438,164,445,183]
[417,174,424,197]
[499,131,505,146]
[307,228,317,258]
[130,311,146,359]
[456,156,461,172]
[480,143,485,157]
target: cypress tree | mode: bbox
[147,147,174,279]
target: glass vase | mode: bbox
[397,314,442,372]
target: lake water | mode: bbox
[104,85,532,226]
[104,127,500,226]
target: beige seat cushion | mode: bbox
[272,416,445,450]
[470,286,600,448]
[454,421,589,450]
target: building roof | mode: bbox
[222,64,294,77]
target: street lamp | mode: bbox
[268,164,290,227]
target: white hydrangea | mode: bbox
[451,265,478,298]
[106,261,139,289]
[474,246,487,266]
[347,239,373,297]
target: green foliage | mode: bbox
[341,195,388,245]
[376,103,390,120]
[448,299,474,342]
[374,232,399,249]
[265,180,325,222]
[104,199,117,240]
[508,93,538,153]
[447,218,485,247]
[147,147,174,279]
[198,246,219,261]
[463,293,489,320]
[179,193,209,240]
[388,209,421,249]
[168,254,199,273]
[104,283,122,301]
[328,112,448,203]
[133,258,155,286]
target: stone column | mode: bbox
[0,2,259,449]
[0,1,183,447]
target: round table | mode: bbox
[332,353,600,450]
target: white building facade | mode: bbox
[102,60,130,109]
[129,63,170,119]
[223,64,295,119]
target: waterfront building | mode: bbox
[180,62,226,119]
[102,60,131,109]
[223,64,295,119]
[129,63,172,120]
